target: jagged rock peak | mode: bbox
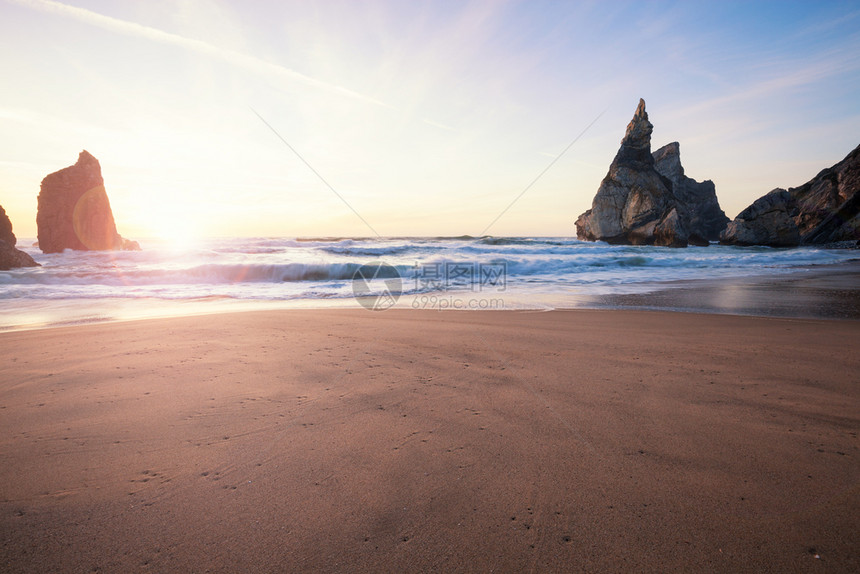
[653,142,728,243]
[612,98,656,171]
[652,142,684,181]
[575,99,729,247]
[622,98,653,150]
[77,149,97,164]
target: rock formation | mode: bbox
[0,204,15,246]
[36,151,140,253]
[720,144,860,246]
[575,99,728,247]
[719,189,800,247]
[0,205,39,270]
[653,142,729,244]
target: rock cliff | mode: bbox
[0,205,39,270]
[719,189,801,247]
[575,99,727,247]
[721,144,860,247]
[36,151,140,253]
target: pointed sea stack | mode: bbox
[0,204,39,270]
[575,99,728,247]
[36,151,140,253]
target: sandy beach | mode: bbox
[1,308,857,572]
[4,1,860,571]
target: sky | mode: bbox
[1,0,859,240]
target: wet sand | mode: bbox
[589,260,860,319]
[1,309,858,572]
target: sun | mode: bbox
[154,211,205,250]
[122,201,207,251]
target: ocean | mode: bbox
[1,236,857,330]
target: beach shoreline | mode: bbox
[1,308,858,572]
[3,235,859,332]
[3,257,859,333]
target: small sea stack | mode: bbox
[36,151,140,253]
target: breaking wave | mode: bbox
[1,236,856,310]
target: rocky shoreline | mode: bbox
[1,151,140,269]
[0,205,38,271]
[2,116,858,273]
[576,99,859,249]
[721,144,860,246]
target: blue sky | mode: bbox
[1,0,859,239]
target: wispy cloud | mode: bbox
[0,105,111,137]
[671,45,860,120]
[793,8,860,38]
[421,118,459,132]
[6,0,393,109]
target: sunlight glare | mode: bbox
[133,205,206,251]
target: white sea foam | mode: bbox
[1,237,856,329]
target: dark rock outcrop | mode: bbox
[575,99,728,247]
[721,144,860,246]
[720,189,801,247]
[653,142,728,244]
[1,205,16,246]
[0,240,39,270]
[36,151,140,253]
[0,205,39,270]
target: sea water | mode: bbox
[1,237,857,330]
